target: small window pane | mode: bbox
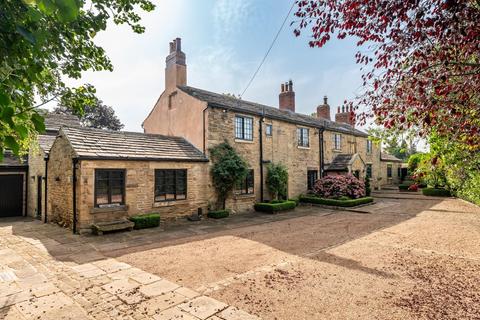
[154,169,188,202]
[266,124,272,136]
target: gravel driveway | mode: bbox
[116,192,480,319]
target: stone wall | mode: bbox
[47,135,75,228]
[27,147,46,219]
[206,108,321,212]
[77,160,209,233]
[323,130,382,189]
[380,161,402,186]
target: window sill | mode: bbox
[297,146,310,150]
[235,139,254,144]
[333,149,342,152]
[233,193,255,200]
[153,200,187,207]
[91,205,128,214]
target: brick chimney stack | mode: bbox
[279,80,295,112]
[165,38,186,92]
[316,95,331,120]
[335,105,356,127]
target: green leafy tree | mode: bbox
[368,127,418,160]
[209,141,248,210]
[54,99,124,131]
[266,163,288,200]
[0,0,155,159]
[364,177,371,196]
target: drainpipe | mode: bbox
[44,156,49,223]
[319,128,325,177]
[72,158,78,234]
[202,105,209,154]
[259,111,265,202]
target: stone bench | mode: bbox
[92,220,134,235]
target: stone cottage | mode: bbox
[27,112,80,221]
[46,126,209,234]
[143,38,384,212]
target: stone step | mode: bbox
[92,220,134,235]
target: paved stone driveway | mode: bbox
[0,220,259,319]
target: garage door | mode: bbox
[0,174,24,217]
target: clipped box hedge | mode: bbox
[207,210,230,219]
[422,188,451,197]
[300,195,374,207]
[254,200,297,213]
[129,213,160,229]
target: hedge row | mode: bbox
[300,196,374,207]
[422,188,451,197]
[398,184,412,191]
[207,210,230,219]
[129,213,160,229]
[254,200,297,213]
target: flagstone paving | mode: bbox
[0,221,260,319]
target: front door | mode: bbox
[37,176,42,218]
[0,174,24,217]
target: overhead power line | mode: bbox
[240,1,296,98]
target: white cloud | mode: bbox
[212,0,253,44]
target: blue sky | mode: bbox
[67,0,364,132]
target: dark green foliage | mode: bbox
[207,210,230,219]
[266,163,288,200]
[300,195,374,207]
[54,100,124,130]
[288,198,300,206]
[0,0,154,158]
[399,184,414,191]
[209,142,248,209]
[422,188,451,197]
[364,178,371,196]
[129,213,160,229]
[254,200,297,213]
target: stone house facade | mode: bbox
[143,38,388,212]
[27,113,80,220]
[380,153,404,185]
[47,126,209,233]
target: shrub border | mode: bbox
[207,210,230,219]
[129,213,160,229]
[300,196,374,207]
[422,188,451,197]
[254,200,297,213]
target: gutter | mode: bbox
[259,110,264,202]
[202,105,209,154]
[44,156,49,223]
[74,156,209,163]
[72,158,78,234]
[319,128,325,177]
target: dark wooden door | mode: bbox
[37,176,42,218]
[0,174,24,217]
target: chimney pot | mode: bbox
[337,107,340,113]
[176,37,181,51]
[169,42,174,53]
[324,96,328,104]
[279,80,295,112]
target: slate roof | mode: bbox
[381,152,403,162]
[0,150,27,167]
[44,113,80,131]
[178,85,368,137]
[325,154,353,171]
[38,134,57,154]
[60,126,208,162]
